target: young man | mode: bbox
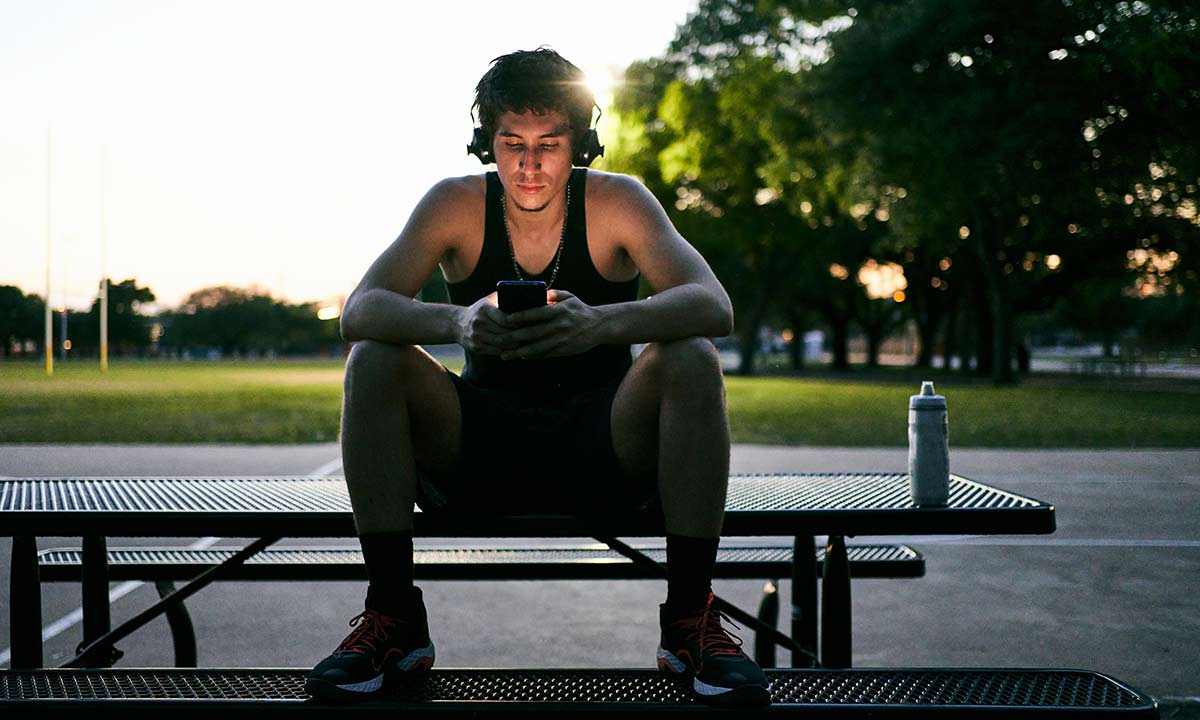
[305,48,770,707]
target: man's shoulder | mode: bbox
[585,170,664,225]
[425,173,487,211]
[585,169,647,201]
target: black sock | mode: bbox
[664,533,719,613]
[359,530,414,615]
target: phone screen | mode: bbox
[496,280,548,313]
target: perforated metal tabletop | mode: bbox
[0,472,1054,536]
[0,668,1158,718]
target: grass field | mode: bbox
[1,359,1197,447]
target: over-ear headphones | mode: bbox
[467,106,605,167]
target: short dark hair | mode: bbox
[473,48,595,153]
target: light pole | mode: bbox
[99,145,108,372]
[60,306,68,362]
[44,125,53,376]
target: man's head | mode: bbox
[472,48,596,165]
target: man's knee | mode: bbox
[641,337,723,393]
[344,340,424,394]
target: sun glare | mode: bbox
[584,68,616,114]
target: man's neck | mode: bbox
[504,191,568,246]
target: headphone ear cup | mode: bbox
[574,129,604,167]
[467,126,494,164]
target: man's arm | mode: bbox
[339,177,511,354]
[502,174,733,359]
[593,175,734,343]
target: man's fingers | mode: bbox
[506,303,559,326]
[505,321,563,344]
[501,336,566,360]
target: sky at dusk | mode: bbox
[0,0,697,311]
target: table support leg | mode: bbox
[821,534,852,668]
[154,581,197,667]
[78,537,123,667]
[10,535,43,668]
[80,535,117,666]
[753,580,779,668]
[791,534,818,668]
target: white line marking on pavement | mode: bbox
[308,456,344,478]
[0,456,343,668]
[886,536,1200,548]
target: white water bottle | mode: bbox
[908,380,949,507]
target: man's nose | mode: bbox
[519,148,541,170]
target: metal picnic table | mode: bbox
[2,472,1055,670]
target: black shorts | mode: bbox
[415,369,659,518]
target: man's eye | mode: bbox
[505,144,523,151]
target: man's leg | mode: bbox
[307,340,462,702]
[610,337,769,708]
[611,337,729,541]
[341,340,463,534]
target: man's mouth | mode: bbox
[515,183,544,194]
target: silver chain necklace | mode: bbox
[500,182,570,288]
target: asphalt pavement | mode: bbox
[1,444,1197,715]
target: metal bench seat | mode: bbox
[36,542,924,669]
[0,667,1159,718]
[35,542,925,581]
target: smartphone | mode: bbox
[497,280,548,313]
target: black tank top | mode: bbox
[446,169,639,393]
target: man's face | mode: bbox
[493,110,573,214]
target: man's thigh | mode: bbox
[609,338,726,480]
[397,345,463,476]
[609,347,663,482]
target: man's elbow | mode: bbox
[711,294,734,337]
[713,308,734,338]
[339,293,365,343]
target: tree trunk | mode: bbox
[829,315,850,371]
[966,287,993,377]
[942,290,959,372]
[788,313,805,371]
[914,293,944,369]
[989,300,1016,385]
[969,222,1016,385]
[737,294,770,377]
[865,325,883,368]
[737,321,758,377]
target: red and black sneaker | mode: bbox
[657,592,771,707]
[305,588,435,702]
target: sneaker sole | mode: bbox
[656,646,772,708]
[305,643,435,703]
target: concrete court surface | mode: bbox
[1,444,1197,714]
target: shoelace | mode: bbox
[337,610,399,655]
[670,600,745,658]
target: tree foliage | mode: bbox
[160,286,339,356]
[0,285,44,357]
[607,0,1200,381]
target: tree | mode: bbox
[608,21,889,374]
[162,286,340,356]
[79,278,156,355]
[807,0,1200,382]
[0,285,43,357]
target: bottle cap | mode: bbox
[910,380,946,409]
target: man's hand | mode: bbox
[455,292,512,355]
[500,290,603,360]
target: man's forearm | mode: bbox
[596,283,733,345]
[340,287,463,345]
